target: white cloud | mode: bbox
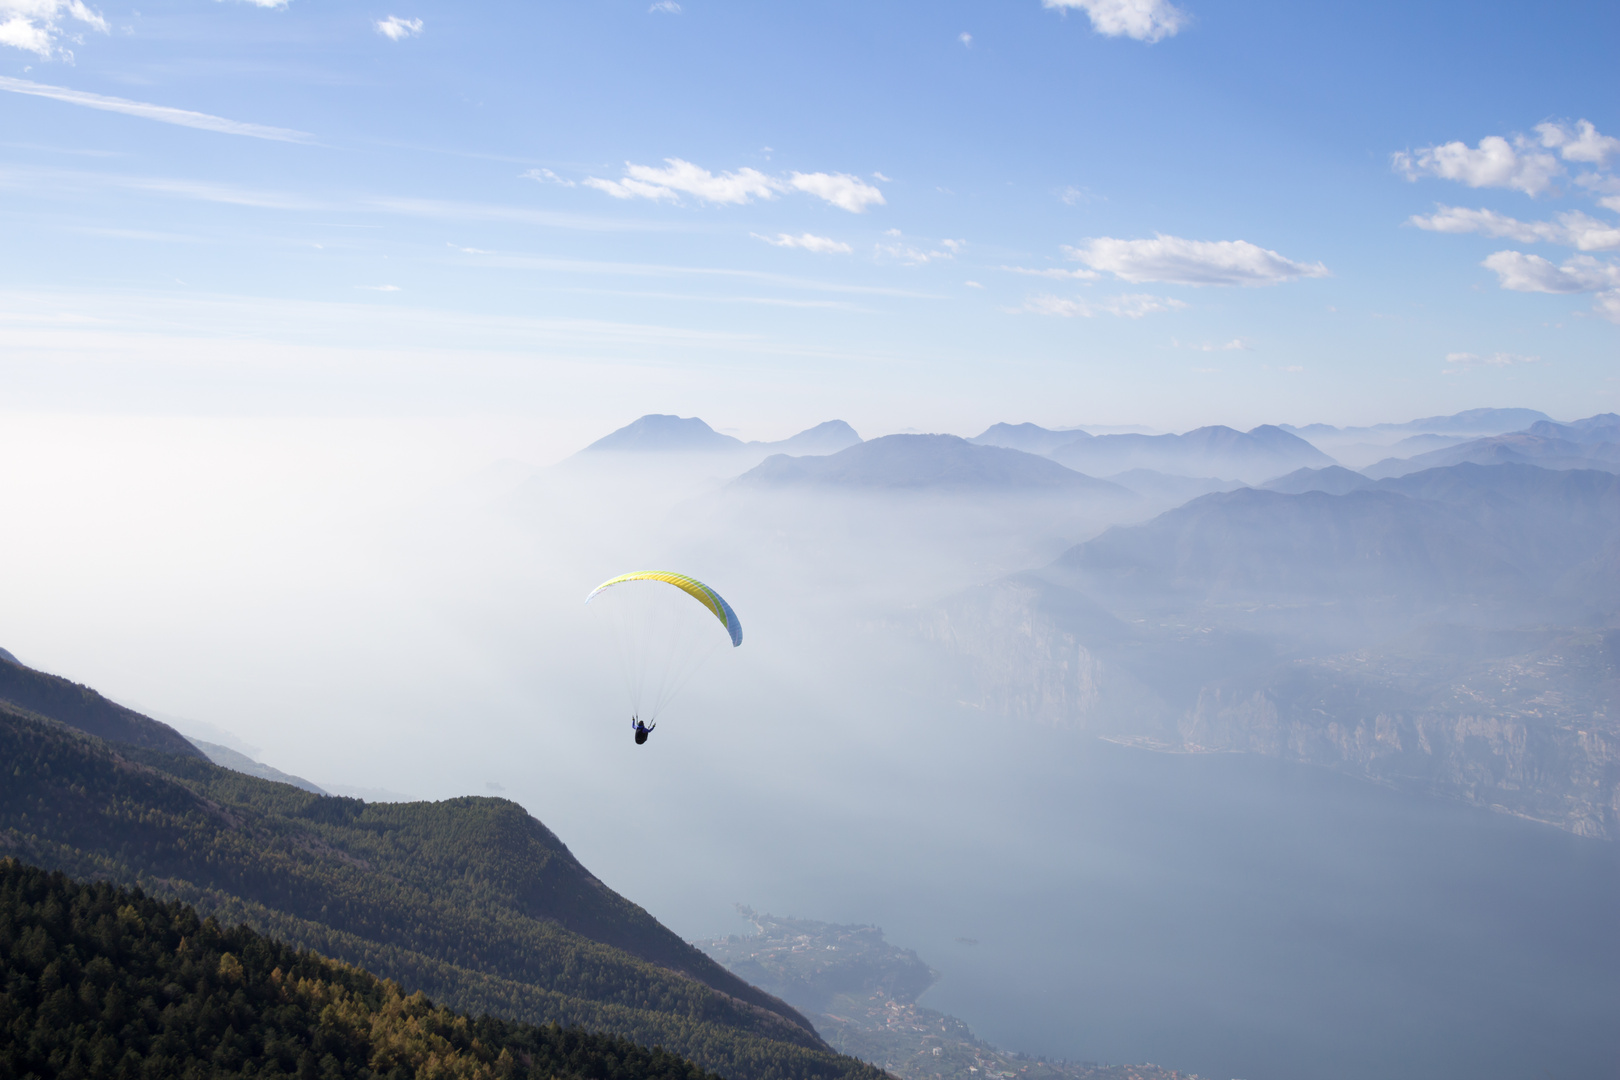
[585,159,777,205]
[1536,120,1620,166]
[649,1,680,12]
[752,232,852,254]
[1057,185,1100,204]
[1444,351,1538,368]
[1042,0,1187,42]
[1393,135,1563,196]
[0,75,313,141]
[959,31,972,45]
[1482,250,1620,294]
[964,281,984,289]
[876,230,961,265]
[358,284,402,292]
[788,171,885,212]
[375,15,422,40]
[1482,250,1620,322]
[1408,205,1620,252]
[1065,233,1329,286]
[1175,337,1250,351]
[872,171,892,182]
[1001,264,1099,280]
[1019,292,1186,318]
[584,159,884,213]
[0,0,107,59]
[522,167,575,187]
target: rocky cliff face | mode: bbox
[926,582,1620,839]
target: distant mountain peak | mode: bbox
[970,422,1090,455]
[576,416,862,458]
[735,433,1131,493]
[581,414,745,454]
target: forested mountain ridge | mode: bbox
[0,651,202,760]
[0,856,723,1080]
[0,702,880,1080]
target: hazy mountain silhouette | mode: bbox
[927,462,1620,837]
[1364,415,1620,478]
[1047,425,1333,482]
[1284,407,1553,441]
[582,415,745,454]
[184,736,328,794]
[1284,408,1558,469]
[969,422,1089,455]
[736,434,1131,494]
[1060,463,1620,619]
[1262,465,1373,495]
[579,415,861,457]
[767,420,863,456]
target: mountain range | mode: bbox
[735,434,1131,495]
[567,409,1605,495]
[925,462,1620,838]
[1364,414,1620,478]
[580,416,862,458]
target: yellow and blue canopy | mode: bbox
[585,571,743,647]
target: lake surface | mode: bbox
[507,701,1620,1080]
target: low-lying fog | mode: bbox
[1,416,1615,1080]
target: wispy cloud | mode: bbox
[1444,351,1539,368]
[522,167,576,187]
[0,164,676,230]
[0,0,107,59]
[1174,337,1250,351]
[584,158,884,213]
[1065,234,1329,286]
[789,171,885,212]
[649,1,680,11]
[959,31,972,46]
[445,246,943,298]
[358,284,402,292]
[375,16,422,40]
[585,159,777,204]
[876,230,963,264]
[752,232,853,254]
[1001,264,1099,280]
[0,76,313,142]
[1018,292,1186,318]
[1407,206,1620,251]
[1042,0,1188,43]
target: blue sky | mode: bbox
[2,0,1617,443]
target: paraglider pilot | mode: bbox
[632,716,656,745]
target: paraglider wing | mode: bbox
[585,571,743,647]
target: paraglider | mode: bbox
[586,571,742,744]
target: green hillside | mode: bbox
[0,701,883,1080]
[0,856,720,1080]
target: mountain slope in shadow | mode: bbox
[0,696,877,1080]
